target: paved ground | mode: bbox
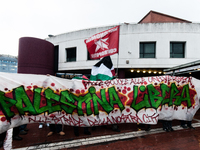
[67,124,200,150]
[1,110,200,150]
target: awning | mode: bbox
[163,60,200,75]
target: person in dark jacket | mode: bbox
[13,127,23,140]
[0,131,7,148]
[47,124,65,136]
[180,120,195,129]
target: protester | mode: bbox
[47,124,65,136]
[39,123,50,129]
[137,123,151,131]
[145,124,151,131]
[180,120,195,129]
[39,123,43,129]
[0,131,7,148]
[73,127,91,136]
[19,124,28,135]
[112,124,120,132]
[13,127,23,140]
[162,120,174,132]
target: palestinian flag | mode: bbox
[90,56,115,81]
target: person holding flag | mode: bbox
[89,56,120,132]
[84,25,120,80]
[84,26,120,132]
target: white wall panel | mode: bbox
[46,23,200,71]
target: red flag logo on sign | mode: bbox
[84,26,120,59]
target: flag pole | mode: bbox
[116,25,120,78]
[116,52,119,77]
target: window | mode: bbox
[54,45,59,72]
[140,42,156,58]
[87,51,99,60]
[87,51,92,60]
[170,42,185,58]
[66,47,76,62]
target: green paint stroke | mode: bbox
[131,83,192,111]
[0,83,194,120]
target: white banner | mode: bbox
[0,72,199,133]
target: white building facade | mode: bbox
[46,12,200,78]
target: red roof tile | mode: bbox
[138,10,192,23]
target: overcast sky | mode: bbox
[1,0,200,56]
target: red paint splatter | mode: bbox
[127,87,131,91]
[76,90,80,94]
[33,85,38,89]
[70,89,74,92]
[144,81,147,85]
[154,83,157,85]
[81,89,85,93]
[122,89,126,94]
[174,106,178,111]
[4,88,8,91]
[51,83,55,86]
[182,107,184,109]
[192,85,195,88]
[124,86,127,89]
[126,108,130,112]
[27,86,32,89]
[56,89,59,93]
[1,117,6,122]
[49,114,55,118]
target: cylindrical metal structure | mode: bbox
[18,37,55,75]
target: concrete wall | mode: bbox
[46,23,200,71]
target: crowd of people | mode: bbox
[138,120,195,132]
[0,119,196,148]
[0,121,122,148]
